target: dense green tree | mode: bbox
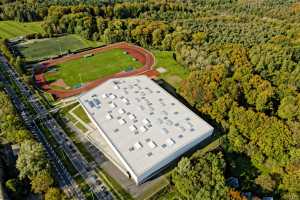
[180,64,229,107]
[172,152,228,200]
[30,169,54,194]
[241,75,274,112]
[16,140,50,180]
[278,94,300,121]
[45,187,66,200]
[192,32,207,45]
[255,174,276,192]
[5,179,18,193]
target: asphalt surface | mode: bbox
[0,54,114,200]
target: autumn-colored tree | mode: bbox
[229,188,247,200]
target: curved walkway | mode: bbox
[35,42,158,99]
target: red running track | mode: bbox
[35,42,158,99]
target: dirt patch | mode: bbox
[166,75,183,87]
[49,79,70,90]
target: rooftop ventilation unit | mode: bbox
[134,142,143,150]
[140,126,147,133]
[129,146,134,152]
[122,98,129,104]
[114,85,120,90]
[118,119,126,125]
[106,114,113,120]
[142,119,150,125]
[129,114,136,120]
[166,138,175,146]
[109,94,116,99]
[102,93,108,99]
[118,108,126,114]
[88,101,95,108]
[147,141,157,149]
[94,98,101,106]
[129,125,137,132]
[109,103,117,108]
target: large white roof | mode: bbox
[78,76,213,184]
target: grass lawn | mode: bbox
[153,50,189,89]
[60,102,79,115]
[0,21,43,39]
[76,122,88,133]
[72,105,91,124]
[16,34,103,62]
[45,48,142,88]
[66,113,77,123]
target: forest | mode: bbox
[0,0,299,200]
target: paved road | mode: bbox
[0,54,114,200]
[0,55,84,199]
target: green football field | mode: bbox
[0,21,43,39]
[44,48,142,88]
[16,34,103,62]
